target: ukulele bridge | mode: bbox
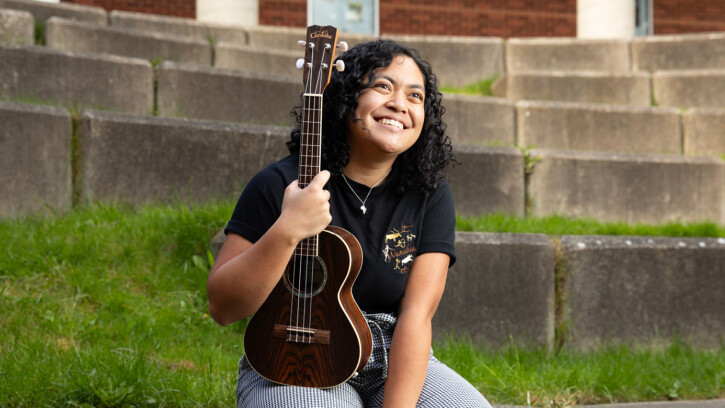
[274,324,330,345]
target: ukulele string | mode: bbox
[306,44,328,341]
[290,50,315,342]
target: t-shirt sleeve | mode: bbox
[224,163,288,243]
[416,181,457,267]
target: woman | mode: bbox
[207,39,492,408]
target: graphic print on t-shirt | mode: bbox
[381,223,417,274]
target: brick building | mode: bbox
[62,0,725,37]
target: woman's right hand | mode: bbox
[277,170,332,243]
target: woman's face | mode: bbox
[346,55,426,160]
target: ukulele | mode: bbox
[243,25,373,389]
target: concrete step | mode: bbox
[0,100,71,218]
[109,9,247,45]
[385,34,505,88]
[495,72,651,107]
[156,60,302,126]
[78,110,289,205]
[45,17,212,66]
[633,32,725,72]
[0,0,106,25]
[517,101,682,154]
[684,108,725,157]
[0,8,32,46]
[214,42,301,78]
[442,94,515,147]
[528,149,725,224]
[0,44,153,114]
[653,69,725,109]
[506,37,630,73]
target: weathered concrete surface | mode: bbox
[653,69,725,109]
[505,72,651,107]
[215,43,300,78]
[433,232,555,348]
[517,100,682,154]
[0,44,153,114]
[386,35,505,88]
[0,101,71,217]
[506,38,630,73]
[684,108,725,156]
[448,146,524,217]
[442,94,515,146]
[0,0,106,24]
[78,111,290,204]
[633,32,725,72]
[45,17,212,65]
[527,149,725,224]
[561,235,725,349]
[110,10,247,44]
[156,60,303,126]
[0,8,32,45]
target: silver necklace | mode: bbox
[340,168,392,215]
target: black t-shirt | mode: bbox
[225,154,456,314]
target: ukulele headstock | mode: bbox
[297,25,347,94]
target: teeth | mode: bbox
[378,118,403,129]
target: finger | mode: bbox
[307,170,331,189]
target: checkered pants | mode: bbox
[236,313,492,407]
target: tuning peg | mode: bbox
[337,41,348,52]
[334,60,345,72]
[296,58,304,69]
[297,40,306,48]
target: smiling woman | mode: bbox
[207,39,492,407]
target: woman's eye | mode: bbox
[375,83,390,90]
[410,92,424,100]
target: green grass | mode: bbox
[437,337,725,406]
[457,213,725,238]
[1,202,724,406]
[441,75,500,97]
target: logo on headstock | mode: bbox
[311,30,333,40]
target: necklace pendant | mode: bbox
[361,205,367,214]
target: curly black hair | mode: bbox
[287,39,455,195]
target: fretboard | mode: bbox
[296,92,323,257]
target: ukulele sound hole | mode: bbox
[283,255,328,298]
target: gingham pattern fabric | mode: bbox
[236,313,492,408]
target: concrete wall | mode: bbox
[46,17,212,66]
[504,72,651,107]
[528,149,725,224]
[632,32,725,72]
[517,101,682,154]
[0,0,106,24]
[0,101,71,217]
[78,110,289,204]
[448,146,525,218]
[561,235,725,348]
[433,232,555,348]
[156,60,303,126]
[0,44,153,114]
[653,70,725,109]
[684,108,725,157]
[442,94,515,147]
[110,10,247,44]
[506,38,631,73]
[0,8,33,45]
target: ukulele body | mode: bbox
[244,225,373,388]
